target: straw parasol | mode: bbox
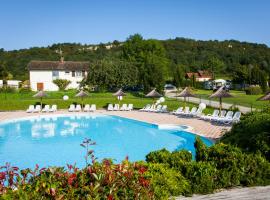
[146,88,163,104]
[176,87,196,108]
[113,89,126,105]
[33,91,48,108]
[257,92,270,103]
[75,90,89,107]
[209,86,232,112]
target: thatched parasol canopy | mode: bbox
[209,86,233,112]
[113,89,126,97]
[145,89,162,98]
[33,91,48,108]
[257,92,270,101]
[33,91,48,98]
[75,90,89,98]
[176,87,196,98]
[176,87,195,108]
[209,86,233,98]
[75,90,89,107]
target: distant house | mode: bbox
[28,59,89,91]
[0,80,22,89]
[185,70,212,82]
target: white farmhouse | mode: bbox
[28,59,89,91]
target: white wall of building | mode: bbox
[0,80,21,89]
[30,70,87,91]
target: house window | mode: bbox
[72,71,75,77]
[75,71,82,77]
[52,71,59,77]
[82,71,86,77]
[65,71,70,74]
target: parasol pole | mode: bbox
[219,97,222,113]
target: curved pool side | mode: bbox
[0,114,214,169]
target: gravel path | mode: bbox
[166,92,252,114]
[176,186,270,200]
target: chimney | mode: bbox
[60,56,64,63]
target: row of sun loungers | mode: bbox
[200,109,241,124]
[68,104,96,112]
[107,104,133,111]
[171,104,241,124]
[172,106,204,117]
[139,104,168,113]
[26,105,57,113]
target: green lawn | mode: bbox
[193,89,269,109]
[0,91,214,114]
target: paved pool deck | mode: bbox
[0,110,231,139]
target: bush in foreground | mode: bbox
[221,107,270,161]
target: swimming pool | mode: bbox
[0,114,213,169]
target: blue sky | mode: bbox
[0,0,269,50]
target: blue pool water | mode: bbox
[0,114,213,169]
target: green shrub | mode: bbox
[221,108,270,161]
[185,161,217,194]
[53,79,71,91]
[0,86,16,93]
[146,148,171,164]
[245,86,262,95]
[19,87,32,93]
[147,163,191,199]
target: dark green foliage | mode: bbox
[0,86,16,93]
[122,34,169,92]
[86,58,138,91]
[147,163,191,199]
[1,37,270,91]
[245,86,263,95]
[146,137,270,196]
[221,107,270,161]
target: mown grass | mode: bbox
[0,91,214,114]
[193,89,269,109]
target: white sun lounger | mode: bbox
[183,107,197,116]
[107,104,114,111]
[177,107,190,116]
[113,104,120,111]
[159,105,168,113]
[49,105,57,112]
[216,111,233,123]
[84,104,90,112]
[220,111,241,124]
[89,104,96,112]
[75,104,82,112]
[42,105,50,112]
[120,104,127,111]
[152,104,162,112]
[172,107,183,115]
[68,104,75,112]
[190,107,203,117]
[200,109,219,121]
[147,104,156,112]
[139,104,150,111]
[33,105,41,113]
[211,110,227,121]
[127,104,133,111]
[26,105,35,113]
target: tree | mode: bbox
[86,58,138,91]
[0,61,9,85]
[53,79,71,91]
[205,57,225,79]
[122,34,169,92]
[171,64,184,89]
